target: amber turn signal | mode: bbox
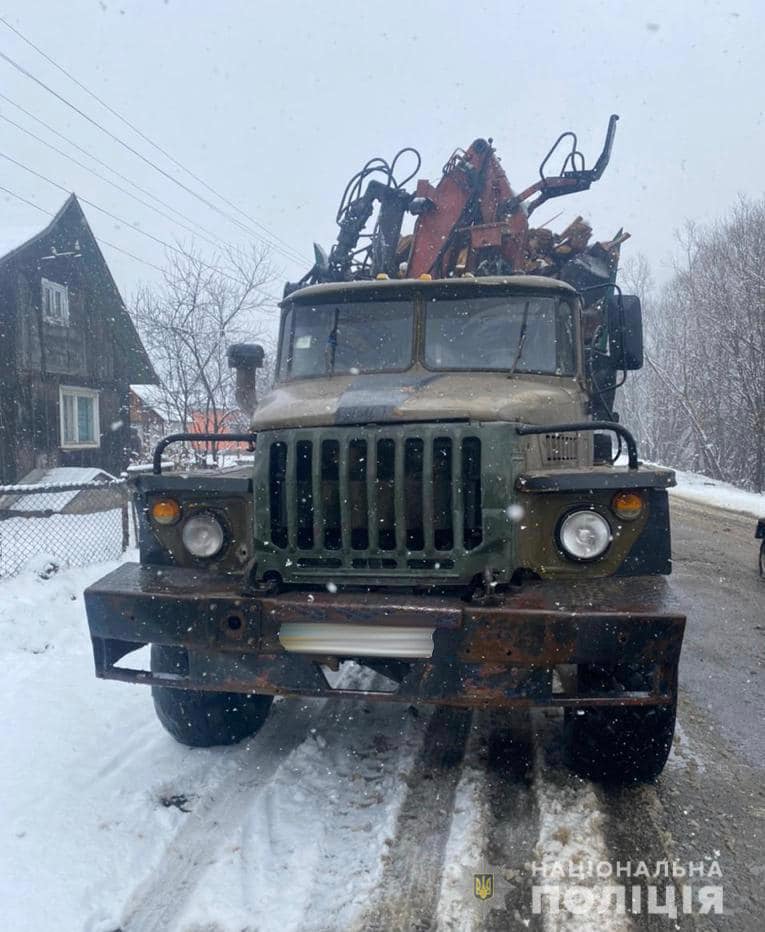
[611,491,644,521]
[150,498,181,525]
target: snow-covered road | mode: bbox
[1,491,763,931]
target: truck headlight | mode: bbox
[182,513,225,558]
[558,510,612,561]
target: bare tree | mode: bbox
[133,243,277,464]
[619,198,765,492]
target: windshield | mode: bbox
[279,301,414,378]
[424,295,576,375]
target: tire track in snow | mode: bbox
[436,708,625,931]
[120,699,321,932]
[482,710,544,931]
[357,706,473,932]
[595,745,687,932]
[434,710,493,932]
[530,709,633,932]
[432,709,544,931]
[226,699,426,932]
[120,683,430,932]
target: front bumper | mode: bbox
[84,563,685,709]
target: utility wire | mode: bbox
[0,46,307,266]
[0,152,280,301]
[0,13,307,265]
[0,109,227,253]
[0,91,227,239]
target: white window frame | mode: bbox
[59,386,100,449]
[42,277,69,325]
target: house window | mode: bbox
[60,387,100,448]
[42,278,69,325]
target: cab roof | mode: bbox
[282,274,578,306]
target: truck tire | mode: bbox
[564,664,677,783]
[150,645,273,747]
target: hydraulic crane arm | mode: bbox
[285,115,620,294]
[510,114,619,216]
[405,137,520,278]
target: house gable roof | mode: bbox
[0,194,158,384]
[0,193,79,268]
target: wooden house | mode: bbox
[0,194,156,484]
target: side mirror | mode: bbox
[607,294,643,370]
[227,343,265,417]
[313,242,329,274]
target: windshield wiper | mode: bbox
[509,301,530,376]
[324,308,339,375]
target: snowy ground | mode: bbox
[1,490,763,930]
[668,467,765,520]
[0,547,641,932]
[0,554,429,932]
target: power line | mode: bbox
[0,152,280,301]
[0,13,308,265]
[0,46,307,266]
[0,90,220,236]
[0,108,227,253]
[0,91,264,256]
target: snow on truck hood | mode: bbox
[252,370,584,429]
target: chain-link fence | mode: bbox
[0,480,129,578]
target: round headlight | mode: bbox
[182,513,225,558]
[558,510,612,561]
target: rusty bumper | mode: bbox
[84,563,685,709]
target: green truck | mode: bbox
[85,125,685,783]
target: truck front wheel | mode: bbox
[564,664,677,783]
[150,645,273,747]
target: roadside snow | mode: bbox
[612,453,765,520]
[0,557,425,932]
[668,468,765,520]
[0,555,181,932]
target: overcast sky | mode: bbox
[1,0,762,310]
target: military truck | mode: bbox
[85,118,685,782]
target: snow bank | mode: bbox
[668,468,765,520]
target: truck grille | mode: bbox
[266,427,482,569]
[543,431,580,463]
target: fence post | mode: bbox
[121,485,130,552]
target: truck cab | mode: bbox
[85,274,685,783]
[254,276,662,588]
